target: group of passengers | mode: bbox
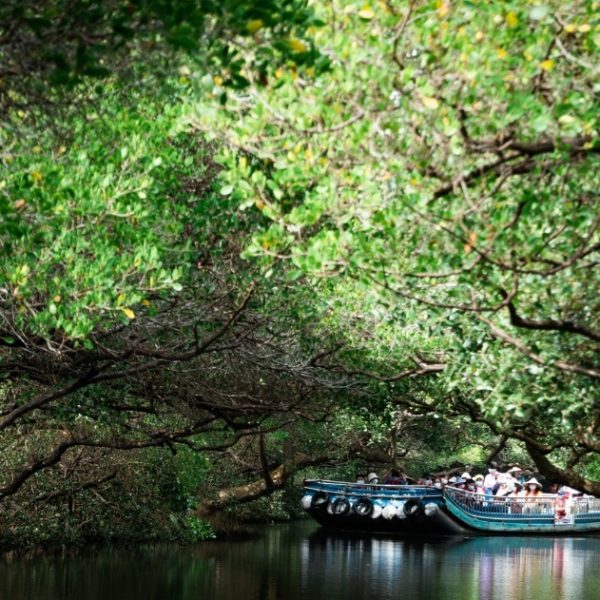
[449,466,543,498]
[356,469,408,486]
[442,467,542,513]
[441,466,586,520]
[355,466,596,525]
[357,466,583,496]
[357,470,446,488]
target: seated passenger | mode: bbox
[464,479,478,507]
[494,474,515,497]
[483,468,498,496]
[523,477,543,513]
[510,481,524,496]
[555,488,572,523]
[367,472,380,485]
[547,482,560,495]
[508,481,524,513]
[507,466,524,484]
[383,468,407,485]
[473,474,485,495]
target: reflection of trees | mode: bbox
[303,532,465,598]
[459,537,593,600]
[300,533,599,600]
[0,524,600,600]
[1,527,600,600]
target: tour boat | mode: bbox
[301,480,457,535]
[301,480,600,535]
[443,487,600,534]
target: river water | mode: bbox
[1,521,599,600]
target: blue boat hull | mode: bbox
[302,480,463,536]
[302,480,600,536]
[444,488,600,534]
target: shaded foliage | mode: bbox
[0,0,325,116]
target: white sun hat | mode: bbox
[524,477,542,489]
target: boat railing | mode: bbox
[303,479,443,499]
[577,497,600,513]
[445,487,600,518]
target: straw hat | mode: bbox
[524,477,542,489]
[507,466,522,474]
[473,474,484,482]
[367,472,380,483]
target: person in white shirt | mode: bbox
[494,473,515,497]
[507,466,524,484]
[483,468,498,496]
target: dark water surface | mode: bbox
[1,521,599,600]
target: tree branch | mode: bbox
[525,442,600,496]
[478,314,600,379]
[501,293,600,343]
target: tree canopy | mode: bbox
[195,0,599,491]
[0,0,598,546]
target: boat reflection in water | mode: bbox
[462,536,599,600]
[1,524,599,600]
[301,531,600,600]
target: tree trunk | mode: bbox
[195,452,331,518]
[526,443,600,496]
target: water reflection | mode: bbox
[1,524,599,600]
[301,532,461,599]
[301,532,600,600]
[456,536,597,600]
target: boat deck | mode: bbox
[301,480,600,535]
[444,488,600,533]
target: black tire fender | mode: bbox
[331,497,351,516]
[310,491,329,509]
[403,498,424,518]
[353,497,374,517]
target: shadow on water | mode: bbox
[1,521,599,600]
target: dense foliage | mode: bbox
[0,0,598,547]
[0,96,357,543]
[196,0,599,492]
[0,0,324,117]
